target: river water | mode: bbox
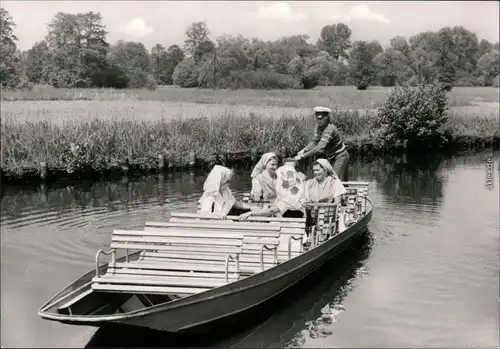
[1,151,499,348]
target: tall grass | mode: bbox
[1,109,498,179]
[2,85,499,108]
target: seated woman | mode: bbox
[198,165,251,218]
[305,158,346,205]
[239,161,306,220]
[250,152,279,202]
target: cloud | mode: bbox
[332,4,390,24]
[120,18,153,38]
[251,2,306,21]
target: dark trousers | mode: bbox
[327,150,349,181]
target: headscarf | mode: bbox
[274,163,306,212]
[198,165,236,215]
[251,152,278,179]
[305,159,346,203]
[315,158,337,178]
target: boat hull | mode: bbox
[39,202,373,334]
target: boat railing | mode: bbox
[288,235,303,258]
[260,244,278,271]
[225,254,240,283]
[95,248,116,278]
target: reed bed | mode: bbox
[1,109,498,180]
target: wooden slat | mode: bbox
[114,258,236,273]
[111,236,242,247]
[242,237,280,246]
[91,283,209,295]
[113,261,239,273]
[342,181,369,187]
[143,226,279,238]
[279,228,305,235]
[93,275,229,288]
[140,251,279,263]
[106,267,240,280]
[110,242,240,253]
[136,245,241,254]
[139,257,275,270]
[169,218,305,229]
[169,212,306,223]
[145,221,280,231]
[114,229,243,240]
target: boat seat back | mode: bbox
[168,217,306,229]
[169,212,306,224]
[304,203,340,245]
[145,221,280,232]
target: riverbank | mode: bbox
[1,110,498,185]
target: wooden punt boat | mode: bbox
[38,182,373,334]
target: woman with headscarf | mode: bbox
[239,161,307,220]
[293,106,349,181]
[250,152,279,201]
[305,158,346,205]
[198,165,251,218]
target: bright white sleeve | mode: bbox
[198,195,215,213]
[250,178,262,196]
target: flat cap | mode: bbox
[313,106,332,113]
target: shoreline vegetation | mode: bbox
[1,84,499,185]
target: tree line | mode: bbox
[1,7,499,91]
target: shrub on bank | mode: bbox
[377,82,450,149]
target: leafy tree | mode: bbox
[390,36,410,59]
[478,39,493,57]
[45,11,109,87]
[477,49,499,86]
[108,41,155,88]
[366,40,383,61]
[23,40,52,84]
[172,58,199,87]
[408,31,441,82]
[450,26,479,74]
[184,21,211,62]
[373,48,414,86]
[435,27,457,90]
[163,45,185,84]
[0,7,20,87]
[349,41,376,89]
[317,23,352,61]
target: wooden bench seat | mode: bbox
[138,256,276,274]
[91,284,210,295]
[145,221,281,232]
[144,226,280,239]
[105,265,240,279]
[168,217,306,229]
[93,274,231,288]
[138,251,284,263]
[169,212,306,223]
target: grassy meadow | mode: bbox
[0,85,499,181]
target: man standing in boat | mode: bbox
[293,106,350,181]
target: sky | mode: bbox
[2,1,499,51]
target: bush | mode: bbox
[225,69,301,90]
[377,82,449,149]
[172,59,199,88]
[493,75,500,88]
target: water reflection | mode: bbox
[1,150,498,348]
